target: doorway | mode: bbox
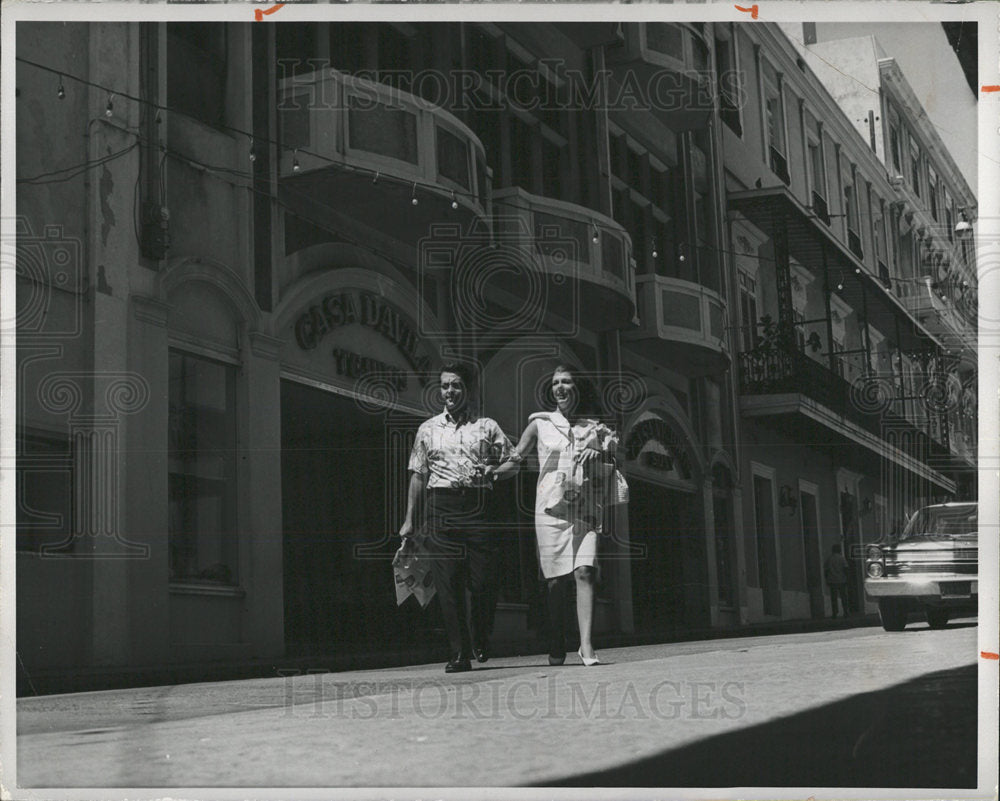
[281,380,435,653]
[799,487,824,618]
[628,478,703,632]
[752,472,781,616]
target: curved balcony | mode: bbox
[605,22,714,130]
[623,275,729,375]
[277,70,490,254]
[441,187,635,330]
[902,277,976,363]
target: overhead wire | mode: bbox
[13,54,979,302]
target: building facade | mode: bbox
[14,20,976,687]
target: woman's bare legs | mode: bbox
[574,565,597,660]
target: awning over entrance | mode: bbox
[729,186,947,356]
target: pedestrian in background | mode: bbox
[824,543,851,618]
[396,362,513,673]
[496,365,620,667]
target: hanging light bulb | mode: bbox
[411,183,419,206]
[292,149,301,172]
[678,243,686,263]
[651,238,658,260]
[854,266,862,275]
[372,170,380,185]
[248,137,256,163]
[591,224,600,244]
[105,94,114,118]
[57,75,65,100]
[836,275,844,291]
[451,191,459,210]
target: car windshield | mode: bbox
[900,505,977,540]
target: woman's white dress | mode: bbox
[531,411,606,579]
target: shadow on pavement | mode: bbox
[538,663,977,788]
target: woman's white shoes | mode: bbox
[578,647,601,666]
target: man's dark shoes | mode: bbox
[473,642,490,663]
[445,656,472,673]
[548,652,566,666]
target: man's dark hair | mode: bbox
[440,361,477,390]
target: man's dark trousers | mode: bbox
[829,583,850,617]
[425,487,498,659]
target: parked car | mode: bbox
[864,502,978,631]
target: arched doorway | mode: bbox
[274,267,445,654]
[623,404,709,633]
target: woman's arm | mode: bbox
[492,419,538,479]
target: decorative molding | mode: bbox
[249,332,284,361]
[169,582,247,599]
[132,295,171,327]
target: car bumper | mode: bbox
[865,577,978,599]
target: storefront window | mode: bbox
[168,350,238,584]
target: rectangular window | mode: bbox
[168,351,238,584]
[276,23,319,78]
[469,26,498,79]
[888,108,902,174]
[646,23,685,62]
[508,114,535,193]
[804,112,825,193]
[378,25,413,74]
[739,270,759,351]
[348,97,419,165]
[793,310,806,352]
[929,169,939,221]
[16,433,73,554]
[763,61,787,185]
[540,136,564,201]
[845,176,863,259]
[436,126,471,190]
[328,23,368,75]
[805,111,828,222]
[909,137,921,197]
[715,25,742,136]
[631,198,649,273]
[832,333,846,379]
[874,212,890,286]
[167,23,228,130]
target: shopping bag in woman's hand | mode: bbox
[543,466,586,518]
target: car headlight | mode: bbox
[866,546,883,562]
[867,561,884,578]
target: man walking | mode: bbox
[824,543,851,618]
[397,363,513,673]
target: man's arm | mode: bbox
[492,420,538,480]
[399,470,427,539]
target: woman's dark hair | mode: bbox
[546,364,605,419]
[440,361,477,391]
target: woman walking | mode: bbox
[497,365,620,666]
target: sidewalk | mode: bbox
[16,612,880,696]
[15,623,978,789]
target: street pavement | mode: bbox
[15,619,981,790]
